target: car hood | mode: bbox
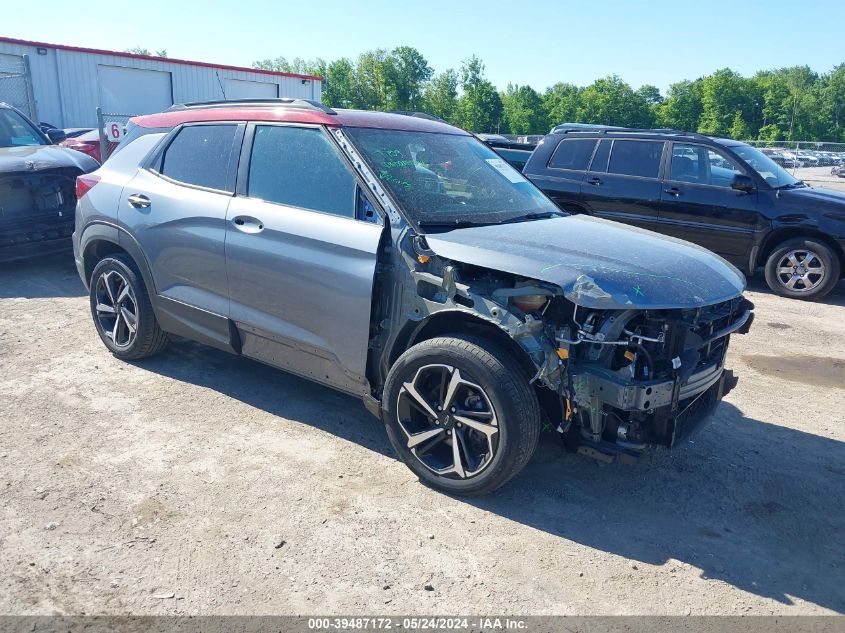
[423,214,746,309]
[0,144,99,173]
[780,185,845,206]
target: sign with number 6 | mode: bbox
[105,122,124,142]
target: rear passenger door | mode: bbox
[119,123,243,317]
[579,139,664,232]
[225,123,383,395]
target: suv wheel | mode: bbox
[89,254,169,359]
[383,335,541,496]
[764,238,840,301]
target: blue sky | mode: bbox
[6,0,844,94]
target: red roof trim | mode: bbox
[0,36,324,81]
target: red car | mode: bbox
[60,129,102,163]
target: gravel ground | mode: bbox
[792,165,845,191]
[1,248,844,616]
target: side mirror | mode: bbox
[46,128,67,144]
[731,174,754,194]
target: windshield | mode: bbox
[731,144,801,188]
[0,108,46,148]
[344,128,560,226]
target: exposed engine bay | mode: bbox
[0,168,79,257]
[383,236,755,462]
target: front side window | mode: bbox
[548,138,596,170]
[247,125,356,218]
[160,125,237,191]
[344,127,559,227]
[0,108,44,148]
[730,144,801,188]
[669,143,746,187]
[607,140,663,178]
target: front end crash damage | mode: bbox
[391,236,754,462]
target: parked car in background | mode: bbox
[761,148,787,166]
[62,127,95,140]
[60,129,102,163]
[475,133,510,143]
[73,99,753,494]
[779,151,803,168]
[795,152,819,167]
[833,164,845,177]
[502,125,845,301]
[0,102,98,261]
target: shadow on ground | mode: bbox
[136,338,845,613]
[746,276,845,307]
[0,251,84,299]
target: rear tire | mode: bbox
[89,254,169,360]
[382,335,541,496]
[764,238,840,301]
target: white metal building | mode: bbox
[0,36,323,128]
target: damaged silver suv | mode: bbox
[73,99,754,495]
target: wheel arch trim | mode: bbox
[79,221,158,294]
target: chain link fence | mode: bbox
[0,53,37,121]
[96,108,137,162]
[742,139,845,153]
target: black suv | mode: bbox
[522,126,845,301]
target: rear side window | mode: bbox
[247,125,356,218]
[607,140,663,178]
[112,122,170,156]
[549,139,596,170]
[589,140,611,172]
[160,125,238,191]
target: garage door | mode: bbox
[98,65,173,114]
[224,79,279,100]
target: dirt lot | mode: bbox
[795,165,845,190]
[1,247,844,616]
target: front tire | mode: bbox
[382,335,541,496]
[89,254,169,360]
[764,238,840,301]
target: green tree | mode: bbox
[822,63,845,140]
[576,75,654,127]
[324,58,357,108]
[542,82,581,129]
[501,84,547,134]
[252,56,326,77]
[697,68,754,136]
[354,49,392,110]
[385,46,433,111]
[423,69,459,123]
[636,84,663,105]
[125,47,167,57]
[457,56,502,132]
[657,80,703,131]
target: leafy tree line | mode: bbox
[254,49,845,141]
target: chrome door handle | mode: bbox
[232,216,264,234]
[127,193,151,208]
[587,177,603,186]
[664,187,682,197]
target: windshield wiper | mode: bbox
[418,219,499,228]
[776,181,807,190]
[498,210,566,224]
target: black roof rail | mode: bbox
[167,98,337,115]
[387,110,448,124]
[550,123,712,142]
[550,123,623,133]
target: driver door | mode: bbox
[656,143,759,267]
[225,124,384,395]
